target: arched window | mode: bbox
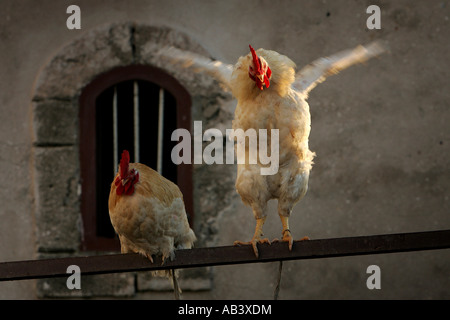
[32,23,228,296]
[79,65,193,251]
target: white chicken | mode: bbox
[161,41,384,257]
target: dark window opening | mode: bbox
[95,80,179,238]
[80,65,192,251]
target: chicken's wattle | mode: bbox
[115,170,139,195]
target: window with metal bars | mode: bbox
[79,65,193,251]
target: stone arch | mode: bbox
[31,22,235,297]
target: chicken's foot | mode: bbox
[271,215,293,250]
[272,215,310,250]
[234,217,269,258]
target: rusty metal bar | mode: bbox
[1,230,449,282]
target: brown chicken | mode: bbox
[108,150,196,297]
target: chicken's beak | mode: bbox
[121,178,129,186]
[257,74,264,82]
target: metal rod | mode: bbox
[113,86,118,174]
[157,88,164,174]
[1,230,449,282]
[133,81,140,163]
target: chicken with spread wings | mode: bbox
[161,41,385,257]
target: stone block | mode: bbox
[33,146,81,252]
[133,24,221,96]
[36,252,135,298]
[32,99,78,145]
[133,24,208,62]
[136,268,212,292]
[33,23,134,100]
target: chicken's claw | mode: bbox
[161,251,176,266]
[145,253,154,264]
[234,237,271,258]
[273,231,309,251]
[283,229,294,251]
[272,229,294,250]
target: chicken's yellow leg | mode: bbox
[234,217,270,258]
[278,215,309,251]
[279,215,294,251]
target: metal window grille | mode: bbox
[95,80,178,239]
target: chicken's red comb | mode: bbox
[249,45,262,74]
[119,150,130,178]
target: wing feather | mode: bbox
[158,46,233,90]
[293,41,386,95]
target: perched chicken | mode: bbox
[108,150,196,296]
[161,42,384,257]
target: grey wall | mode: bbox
[0,0,449,299]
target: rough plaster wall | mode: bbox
[0,0,449,299]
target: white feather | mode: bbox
[158,46,233,90]
[293,40,386,95]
